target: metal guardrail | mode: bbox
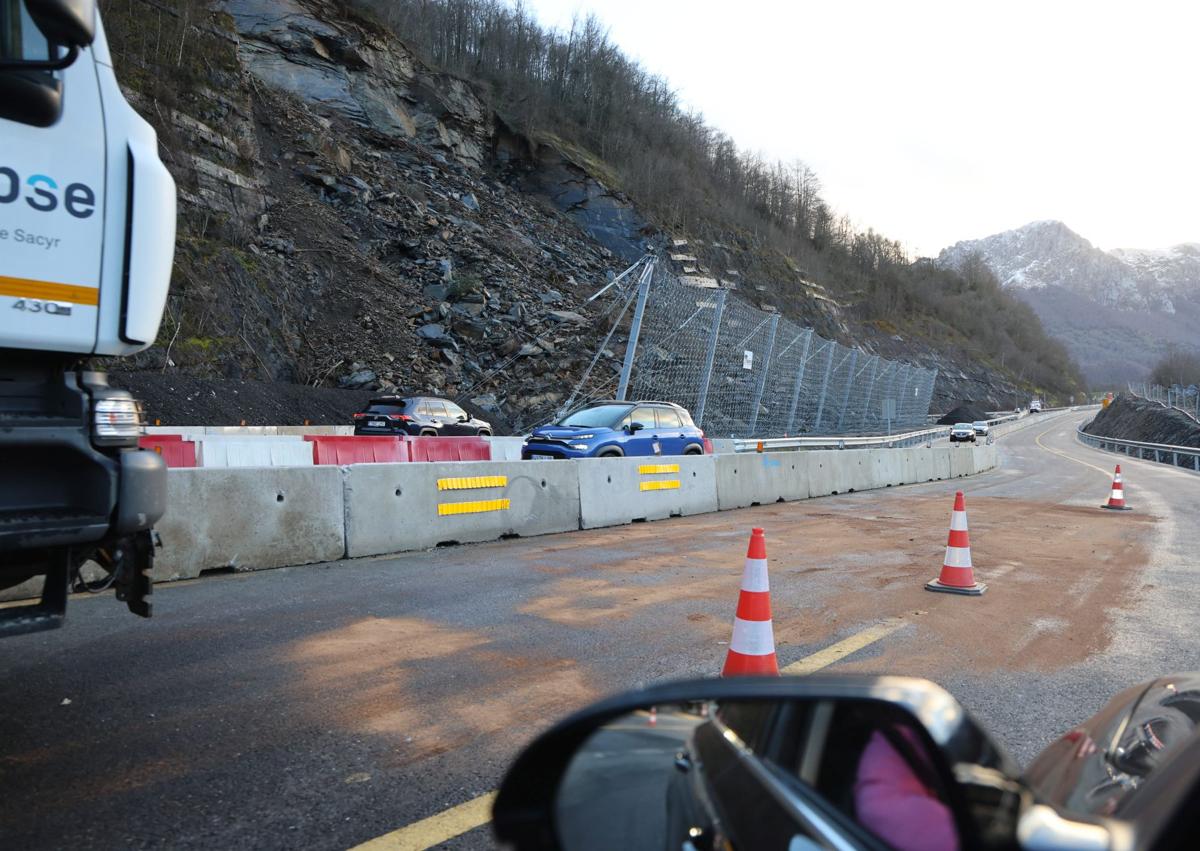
[731,425,950,452]
[1077,422,1200,472]
[730,412,1024,452]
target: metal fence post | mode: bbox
[692,290,727,427]
[784,330,814,435]
[896,365,912,427]
[747,314,780,435]
[813,343,837,432]
[858,355,880,431]
[835,349,860,432]
[615,258,654,401]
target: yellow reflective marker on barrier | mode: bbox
[437,498,511,516]
[638,463,680,475]
[437,475,508,491]
[640,480,680,491]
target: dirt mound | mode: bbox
[937,402,989,425]
[1083,395,1200,448]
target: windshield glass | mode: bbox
[558,404,631,428]
[364,402,407,414]
[0,1,51,61]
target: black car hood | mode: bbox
[1024,674,1200,817]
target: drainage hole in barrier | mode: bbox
[832,490,839,495]
[276,492,285,503]
[200,565,237,578]
[632,517,647,523]
[848,488,856,493]
[394,488,402,497]
[500,532,520,540]
[776,497,785,503]
[606,475,612,483]
[436,540,461,548]
[692,471,697,477]
[540,479,547,487]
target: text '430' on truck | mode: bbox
[0,0,176,636]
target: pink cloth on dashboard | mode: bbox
[853,729,959,851]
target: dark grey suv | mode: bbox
[352,396,492,437]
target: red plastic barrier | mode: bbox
[305,436,410,465]
[138,436,197,468]
[703,438,714,455]
[403,436,491,462]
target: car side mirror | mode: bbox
[27,0,96,49]
[627,421,645,433]
[457,414,469,422]
[492,675,1054,851]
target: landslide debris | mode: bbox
[937,402,990,425]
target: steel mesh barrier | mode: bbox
[569,258,937,438]
[1128,382,1200,423]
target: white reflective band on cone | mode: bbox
[1111,491,1123,500]
[741,558,770,592]
[944,546,973,568]
[949,512,969,531]
[730,617,776,656]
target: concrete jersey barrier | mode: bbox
[344,460,581,558]
[576,455,719,528]
[154,466,345,580]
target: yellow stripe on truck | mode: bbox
[0,275,99,306]
[437,498,511,516]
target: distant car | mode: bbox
[522,400,706,459]
[352,396,492,437]
[972,420,990,437]
[1029,399,1043,412]
[949,422,976,443]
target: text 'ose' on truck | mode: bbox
[1,0,176,636]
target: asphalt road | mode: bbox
[2,410,1198,850]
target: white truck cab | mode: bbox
[0,0,176,635]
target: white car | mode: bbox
[972,420,990,437]
[949,423,976,443]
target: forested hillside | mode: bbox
[96,0,1082,428]
[353,0,1084,398]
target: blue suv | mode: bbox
[522,400,707,459]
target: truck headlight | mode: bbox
[94,397,145,441]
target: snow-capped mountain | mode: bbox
[937,221,1200,384]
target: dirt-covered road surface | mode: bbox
[3,410,1197,850]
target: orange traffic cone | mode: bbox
[1102,465,1132,511]
[721,528,780,676]
[925,491,987,595]
[647,707,657,727]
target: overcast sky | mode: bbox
[521,0,1198,256]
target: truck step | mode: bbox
[0,557,67,638]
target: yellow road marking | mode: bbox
[781,616,907,674]
[348,791,497,851]
[639,479,680,491]
[0,274,99,305]
[1033,424,1117,479]
[436,475,507,491]
[437,498,510,516]
[638,463,680,475]
[351,618,906,849]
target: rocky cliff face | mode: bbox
[938,221,1200,384]
[105,0,1037,426]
